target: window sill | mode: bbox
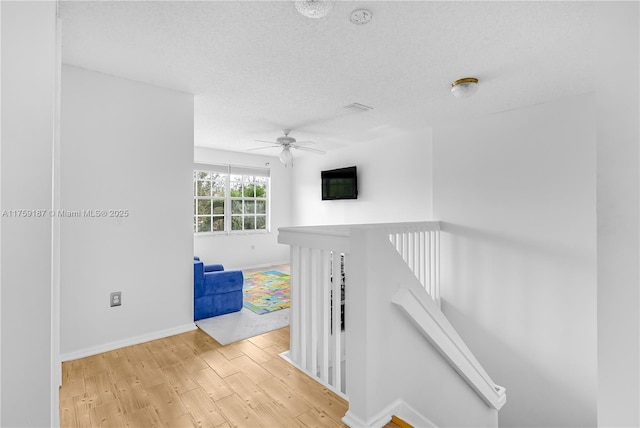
[194,229,271,237]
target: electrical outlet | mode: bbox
[110,291,122,307]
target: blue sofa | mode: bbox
[193,257,244,320]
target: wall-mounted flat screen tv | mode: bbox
[321,166,358,200]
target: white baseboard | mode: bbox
[342,410,381,428]
[60,323,197,361]
[393,399,438,428]
[342,399,437,428]
[236,261,290,271]
[343,400,395,428]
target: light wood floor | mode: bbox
[60,265,402,428]
[60,326,402,427]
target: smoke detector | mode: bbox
[350,9,372,25]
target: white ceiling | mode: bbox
[60,1,596,157]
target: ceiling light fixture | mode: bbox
[279,147,293,165]
[350,9,372,25]
[295,0,334,19]
[451,77,479,99]
[343,102,373,112]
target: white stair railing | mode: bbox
[279,221,504,428]
[386,222,441,307]
[278,222,440,397]
[279,225,350,396]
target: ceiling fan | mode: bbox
[249,129,325,164]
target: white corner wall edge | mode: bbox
[392,287,506,411]
[60,323,197,362]
[342,399,438,428]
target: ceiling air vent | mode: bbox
[343,103,373,112]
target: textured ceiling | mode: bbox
[60,1,596,156]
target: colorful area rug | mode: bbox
[243,270,290,315]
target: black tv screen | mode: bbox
[321,166,358,200]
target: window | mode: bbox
[230,174,268,231]
[194,164,269,234]
[194,170,226,233]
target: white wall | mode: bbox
[595,2,640,426]
[433,94,597,427]
[0,2,57,426]
[290,132,433,226]
[60,66,195,358]
[193,147,291,270]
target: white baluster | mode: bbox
[299,247,309,370]
[290,246,301,364]
[310,248,320,377]
[435,230,441,306]
[432,231,437,299]
[331,251,342,390]
[419,230,426,289]
[426,230,432,298]
[432,230,437,300]
[409,230,414,278]
[415,230,421,287]
[320,250,330,383]
[339,253,348,394]
[402,231,409,266]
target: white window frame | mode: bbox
[194,163,270,235]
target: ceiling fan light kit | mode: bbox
[279,147,293,165]
[451,77,479,98]
[295,0,334,19]
[249,129,326,165]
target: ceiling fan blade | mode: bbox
[253,139,278,145]
[248,145,279,151]
[293,145,325,154]
[293,140,317,145]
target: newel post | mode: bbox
[342,226,375,427]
